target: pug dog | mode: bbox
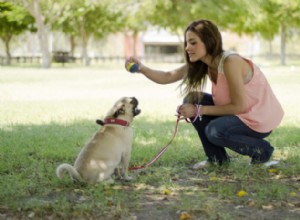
[56,97,141,184]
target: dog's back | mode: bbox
[74,125,133,183]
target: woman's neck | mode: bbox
[203,54,222,72]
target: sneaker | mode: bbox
[250,160,279,167]
[192,160,210,170]
[263,160,279,167]
[251,147,274,165]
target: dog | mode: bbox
[56,97,141,184]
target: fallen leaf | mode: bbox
[180,212,192,220]
[237,190,248,197]
[209,176,219,182]
[247,200,256,206]
[268,168,278,173]
[163,189,172,195]
[262,204,273,210]
[234,205,244,209]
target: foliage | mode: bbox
[0,2,35,35]
[0,1,35,62]
[254,0,300,40]
[1,0,300,66]
[54,0,125,39]
[145,0,194,35]
[52,0,126,65]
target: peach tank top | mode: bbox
[211,51,284,133]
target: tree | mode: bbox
[144,0,300,65]
[146,0,194,42]
[257,0,300,65]
[0,2,35,65]
[54,0,125,66]
[21,0,66,68]
[120,0,152,57]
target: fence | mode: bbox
[0,54,184,66]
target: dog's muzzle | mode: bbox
[131,97,141,116]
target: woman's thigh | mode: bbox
[205,116,271,143]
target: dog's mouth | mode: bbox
[131,97,141,116]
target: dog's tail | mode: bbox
[56,163,84,182]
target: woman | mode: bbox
[125,19,284,169]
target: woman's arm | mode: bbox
[125,57,187,84]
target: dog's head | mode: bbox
[105,97,141,124]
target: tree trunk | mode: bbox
[23,0,51,68]
[280,23,286,65]
[80,20,90,66]
[70,35,76,56]
[132,30,138,57]
[4,35,12,65]
[81,36,90,66]
[267,40,273,59]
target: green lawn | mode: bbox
[0,64,300,219]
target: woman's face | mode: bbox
[185,30,207,62]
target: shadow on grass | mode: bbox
[1,119,300,219]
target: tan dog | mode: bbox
[56,97,141,184]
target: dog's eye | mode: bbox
[130,97,138,105]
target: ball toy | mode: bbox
[127,62,139,73]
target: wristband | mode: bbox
[192,104,202,123]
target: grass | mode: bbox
[0,63,300,219]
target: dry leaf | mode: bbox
[180,212,192,220]
[262,204,273,210]
[247,200,256,206]
[237,190,248,197]
[268,168,278,173]
[163,189,172,195]
[209,176,219,182]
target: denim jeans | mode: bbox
[184,92,274,165]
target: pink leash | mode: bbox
[129,104,201,171]
[129,115,181,171]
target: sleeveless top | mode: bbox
[211,51,284,133]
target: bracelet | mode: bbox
[192,104,202,123]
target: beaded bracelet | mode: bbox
[192,104,202,122]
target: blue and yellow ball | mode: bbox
[127,62,139,73]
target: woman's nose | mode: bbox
[185,44,190,51]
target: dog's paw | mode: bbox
[103,178,115,185]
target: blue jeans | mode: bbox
[184,93,274,165]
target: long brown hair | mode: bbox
[180,19,223,102]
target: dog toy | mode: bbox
[126,62,139,73]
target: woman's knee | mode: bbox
[182,92,213,105]
[183,91,202,104]
[205,123,224,145]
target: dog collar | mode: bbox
[103,118,130,127]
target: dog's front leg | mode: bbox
[121,152,132,181]
[113,166,122,179]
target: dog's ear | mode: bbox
[113,107,125,118]
[96,119,104,126]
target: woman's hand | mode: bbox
[125,57,145,73]
[177,104,196,119]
